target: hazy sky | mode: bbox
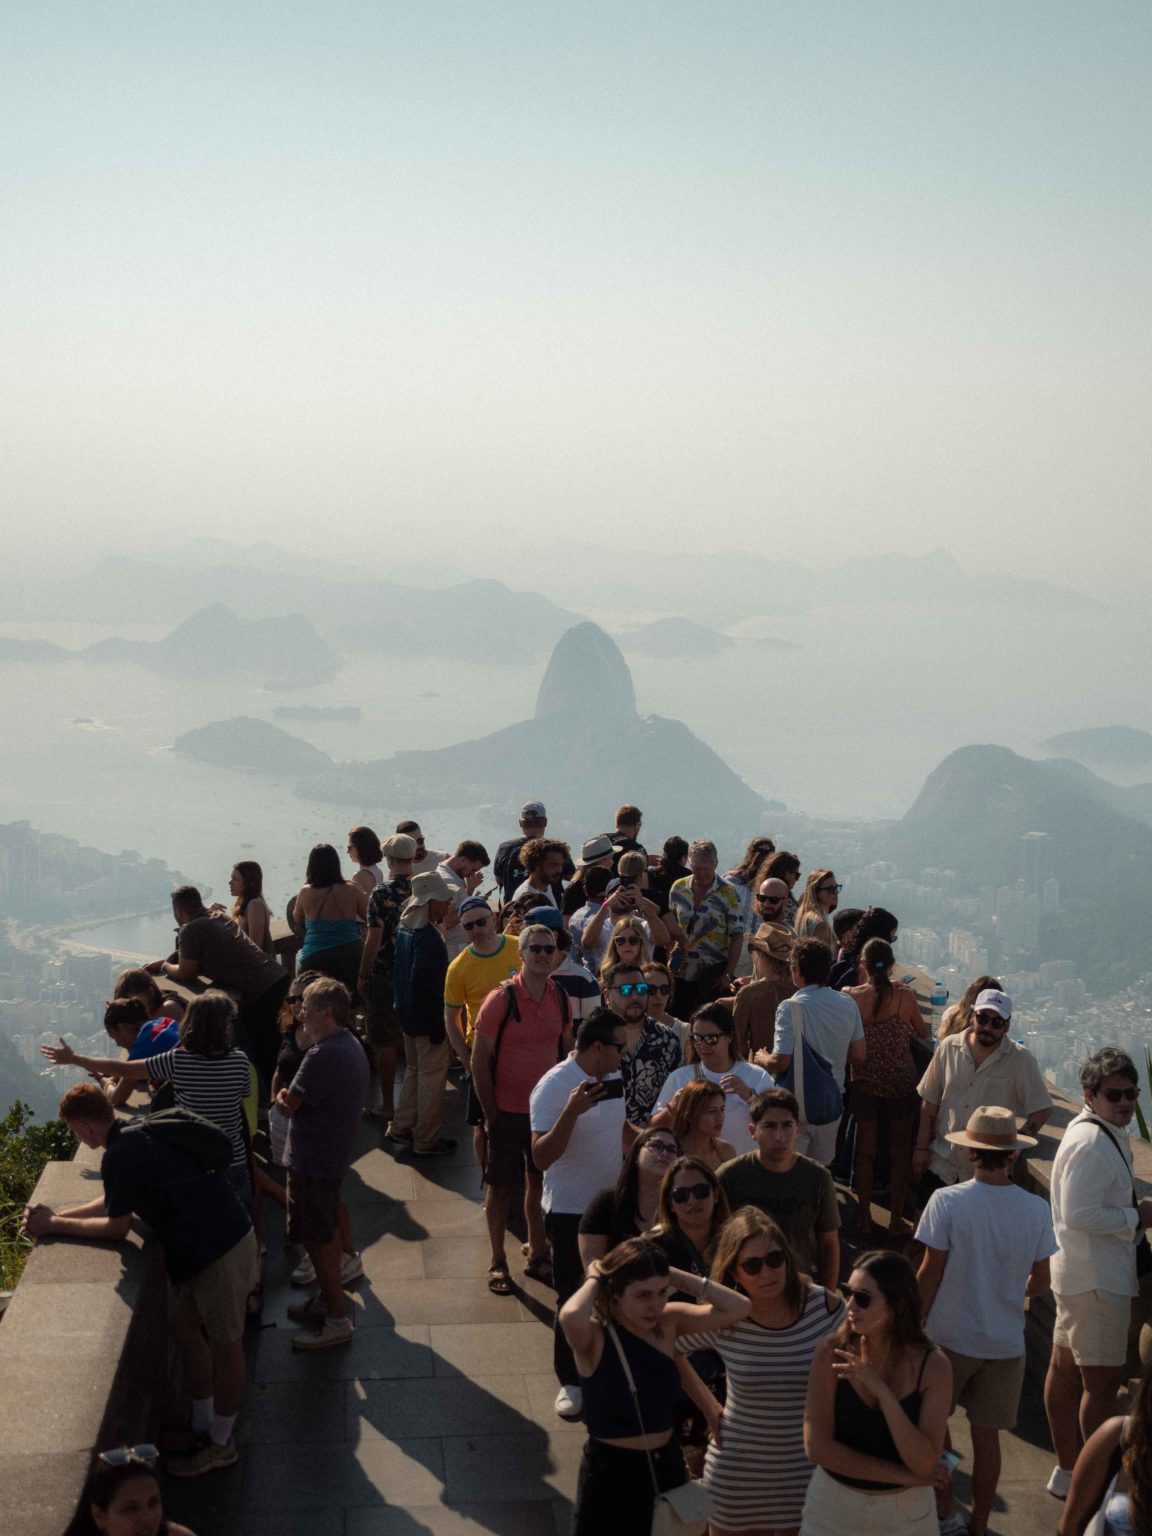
[3,3,1149,587]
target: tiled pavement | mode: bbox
[165,1082,1061,1536]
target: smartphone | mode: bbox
[597,1078,625,1100]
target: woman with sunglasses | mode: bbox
[673,1207,843,1536]
[651,1155,729,1275]
[562,1236,751,1536]
[801,1251,951,1536]
[642,960,690,1053]
[668,1079,737,1171]
[793,870,841,953]
[651,1003,772,1150]
[76,1446,196,1536]
[597,917,653,985]
[579,1126,681,1267]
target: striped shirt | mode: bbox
[148,1048,252,1170]
[680,1285,844,1529]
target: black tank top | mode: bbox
[829,1349,930,1490]
[581,1324,679,1441]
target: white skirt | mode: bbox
[800,1466,937,1536]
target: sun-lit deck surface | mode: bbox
[160,1082,1068,1536]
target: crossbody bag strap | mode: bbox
[1085,1115,1140,1209]
[788,998,807,1123]
[605,1324,661,1498]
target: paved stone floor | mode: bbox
[165,1082,1061,1536]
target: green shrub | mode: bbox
[0,1102,75,1292]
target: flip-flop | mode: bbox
[487,1264,514,1296]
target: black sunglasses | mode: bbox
[757,893,785,903]
[526,943,556,955]
[670,1182,715,1204]
[1102,1087,1139,1103]
[646,982,671,994]
[974,1012,1010,1028]
[842,1285,875,1308]
[737,1251,786,1275]
[461,916,490,930]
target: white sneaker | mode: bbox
[1046,1466,1073,1500]
[341,1251,364,1285]
[290,1254,316,1286]
[292,1317,354,1351]
[554,1384,583,1420]
[938,1514,969,1535]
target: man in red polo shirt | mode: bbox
[471,922,573,1295]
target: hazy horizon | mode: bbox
[3,3,1150,590]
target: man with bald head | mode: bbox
[752,877,795,938]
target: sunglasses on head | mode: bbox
[616,982,649,997]
[1101,1086,1139,1103]
[98,1445,159,1469]
[526,943,556,955]
[670,1182,715,1203]
[841,1285,875,1309]
[690,1032,724,1046]
[737,1251,786,1275]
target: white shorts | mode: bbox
[796,1119,839,1167]
[801,1466,936,1535]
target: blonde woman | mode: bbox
[597,917,652,987]
[793,870,841,952]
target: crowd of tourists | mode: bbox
[24,801,1152,1536]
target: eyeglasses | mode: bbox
[526,944,556,955]
[1101,1087,1139,1103]
[616,982,650,996]
[974,1012,1010,1028]
[737,1251,786,1275]
[98,1445,160,1468]
[841,1286,875,1309]
[644,1141,679,1158]
[461,917,490,931]
[670,1182,715,1204]
[646,982,671,995]
[690,1032,724,1046]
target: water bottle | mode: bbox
[930,980,948,1033]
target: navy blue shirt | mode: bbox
[101,1120,252,1283]
[394,923,448,1039]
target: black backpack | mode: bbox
[490,979,571,1075]
[122,1106,233,1175]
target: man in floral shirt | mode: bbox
[668,838,744,1016]
[604,961,682,1128]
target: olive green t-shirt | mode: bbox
[717,1151,839,1274]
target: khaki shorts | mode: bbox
[1053,1288,1132,1368]
[175,1230,259,1345]
[942,1348,1025,1430]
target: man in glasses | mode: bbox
[395,819,446,876]
[472,923,573,1299]
[752,876,796,937]
[603,961,681,1129]
[1044,1048,1152,1498]
[667,838,744,1016]
[913,988,1051,1198]
[529,1007,628,1420]
[443,897,522,1162]
[717,1088,840,1291]
[433,839,491,960]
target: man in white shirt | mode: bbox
[434,840,490,960]
[395,819,446,876]
[763,938,866,1165]
[529,1007,627,1421]
[913,989,1052,1192]
[916,1107,1058,1536]
[1043,1048,1152,1499]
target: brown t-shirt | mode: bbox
[178,913,284,1002]
[730,977,795,1056]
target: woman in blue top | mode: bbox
[292,843,367,993]
[561,1237,751,1536]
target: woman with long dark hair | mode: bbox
[667,1079,737,1171]
[73,1447,196,1536]
[845,939,930,1239]
[726,836,777,939]
[829,907,899,991]
[346,826,384,894]
[1059,1353,1152,1536]
[937,974,1002,1041]
[651,1003,772,1149]
[649,1154,729,1277]
[679,1207,845,1536]
[578,1125,680,1265]
[229,860,273,953]
[292,842,367,992]
[801,1250,951,1535]
[561,1236,751,1536]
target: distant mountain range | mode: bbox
[1040,725,1152,774]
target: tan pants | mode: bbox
[391,1034,450,1151]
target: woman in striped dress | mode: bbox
[679,1207,844,1536]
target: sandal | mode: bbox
[523,1253,554,1285]
[487,1263,514,1296]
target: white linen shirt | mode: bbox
[1050,1111,1142,1299]
[917,1032,1051,1185]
